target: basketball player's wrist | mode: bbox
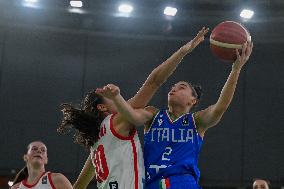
[179,46,190,56]
[231,65,242,73]
[112,94,123,102]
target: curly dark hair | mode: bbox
[57,90,106,148]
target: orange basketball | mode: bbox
[210,21,251,62]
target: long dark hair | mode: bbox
[12,166,28,186]
[57,90,106,148]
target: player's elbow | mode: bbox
[130,113,150,127]
[147,69,166,88]
[130,116,147,127]
[214,103,229,115]
[209,106,226,124]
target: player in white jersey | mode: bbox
[10,141,72,189]
[14,172,58,189]
[89,101,145,189]
[58,27,209,189]
[59,87,146,189]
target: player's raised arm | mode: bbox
[96,84,154,127]
[194,41,253,136]
[128,27,209,109]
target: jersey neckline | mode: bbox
[22,171,47,188]
[165,110,189,123]
[110,114,137,140]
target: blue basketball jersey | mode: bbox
[144,109,203,186]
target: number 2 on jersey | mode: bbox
[162,147,172,161]
[93,144,109,182]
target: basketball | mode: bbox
[210,21,251,62]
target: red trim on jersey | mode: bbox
[165,178,171,188]
[110,114,137,140]
[47,172,56,189]
[131,139,139,189]
[22,171,47,188]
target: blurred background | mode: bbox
[0,0,283,188]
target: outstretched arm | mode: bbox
[73,155,96,189]
[128,27,209,109]
[195,41,253,136]
[96,84,154,127]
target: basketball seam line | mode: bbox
[210,38,243,49]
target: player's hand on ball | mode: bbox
[96,84,120,100]
[233,41,253,70]
[180,27,209,54]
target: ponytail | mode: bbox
[12,166,28,186]
[189,83,203,110]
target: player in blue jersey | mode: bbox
[100,40,253,189]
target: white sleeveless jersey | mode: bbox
[17,172,55,189]
[90,114,145,189]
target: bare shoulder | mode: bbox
[193,105,214,121]
[193,108,208,127]
[50,172,65,181]
[11,183,20,189]
[193,105,217,136]
[50,172,72,189]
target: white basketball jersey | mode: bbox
[90,114,145,189]
[17,172,55,189]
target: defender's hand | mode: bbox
[180,27,209,54]
[95,84,120,100]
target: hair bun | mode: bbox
[193,85,203,100]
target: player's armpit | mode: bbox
[194,105,224,136]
